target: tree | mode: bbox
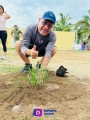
[75,10,90,42]
[54,13,73,31]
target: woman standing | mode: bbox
[0,5,11,60]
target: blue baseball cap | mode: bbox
[42,11,56,24]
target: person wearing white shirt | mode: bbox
[0,5,11,60]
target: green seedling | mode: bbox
[28,67,48,87]
[13,65,48,88]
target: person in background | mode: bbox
[15,11,57,73]
[81,42,86,50]
[11,25,22,48]
[0,5,11,60]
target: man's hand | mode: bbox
[26,45,38,59]
[31,45,38,59]
[41,57,50,67]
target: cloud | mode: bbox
[0,0,90,28]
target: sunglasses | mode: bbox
[41,19,54,29]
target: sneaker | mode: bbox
[20,64,32,73]
[0,56,6,60]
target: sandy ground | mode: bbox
[0,49,90,120]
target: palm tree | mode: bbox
[54,13,73,31]
[75,10,90,42]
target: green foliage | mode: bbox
[12,67,48,89]
[54,13,73,31]
[75,10,90,42]
[28,67,48,87]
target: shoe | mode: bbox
[20,64,32,73]
[0,56,6,60]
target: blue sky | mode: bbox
[0,0,90,28]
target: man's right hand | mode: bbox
[31,45,38,59]
[26,45,38,59]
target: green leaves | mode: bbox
[53,13,73,31]
[12,67,48,88]
[75,10,90,42]
[28,67,48,87]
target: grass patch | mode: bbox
[7,48,15,50]
[0,64,21,75]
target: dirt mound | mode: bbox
[0,71,89,120]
